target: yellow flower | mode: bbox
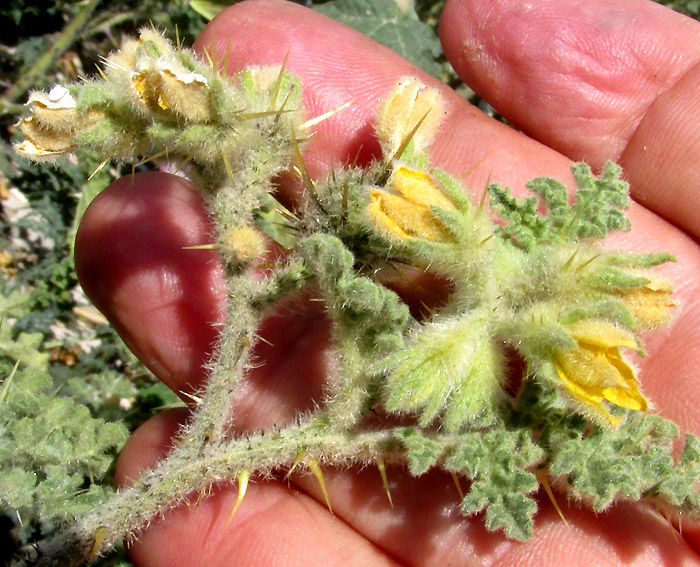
[617,277,675,330]
[369,166,456,242]
[553,320,648,425]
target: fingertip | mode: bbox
[115,407,189,488]
[75,171,226,393]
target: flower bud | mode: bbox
[219,225,267,267]
[616,276,675,330]
[369,166,456,241]
[375,77,445,158]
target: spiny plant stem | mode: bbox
[178,273,261,449]
[35,418,403,567]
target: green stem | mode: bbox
[33,419,402,567]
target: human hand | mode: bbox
[75,0,700,565]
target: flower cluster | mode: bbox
[359,79,675,428]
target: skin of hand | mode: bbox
[73,0,700,565]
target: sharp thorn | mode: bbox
[88,527,108,563]
[227,469,250,525]
[87,159,109,181]
[536,470,569,528]
[450,471,464,500]
[270,50,290,109]
[377,456,393,508]
[182,243,217,250]
[252,332,274,347]
[390,109,431,163]
[286,448,307,479]
[307,457,333,514]
[221,149,236,186]
[179,390,203,404]
[301,100,352,130]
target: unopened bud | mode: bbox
[220,225,267,266]
[376,77,445,158]
[617,276,675,330]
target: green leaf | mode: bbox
[0,364,129,527]
[393,427,442,475]
[445,428,543,540]
[0,467,37,509]
[299,234,410,354]
[656,434,700,510]
[549,414,679,511]
[315,0,443,77]
[487,185,552,252]
[489,162,633,251]
[189,0,232,21]
[567,162,630,239]
[0,322,49,371]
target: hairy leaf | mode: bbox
[489,162,632,251]
[549,414,680,510]
[393,427,443,475]
[445,428,544,540]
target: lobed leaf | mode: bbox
[445,427,543,540]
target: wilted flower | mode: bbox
[15,85,101,159]
[553,320,647,425]
[131,61,212,121]
[26,85,78,129]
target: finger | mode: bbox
[75,171,225,392]
[75,172,332,429]
[440,0,700,238]
[115,409,401,567]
